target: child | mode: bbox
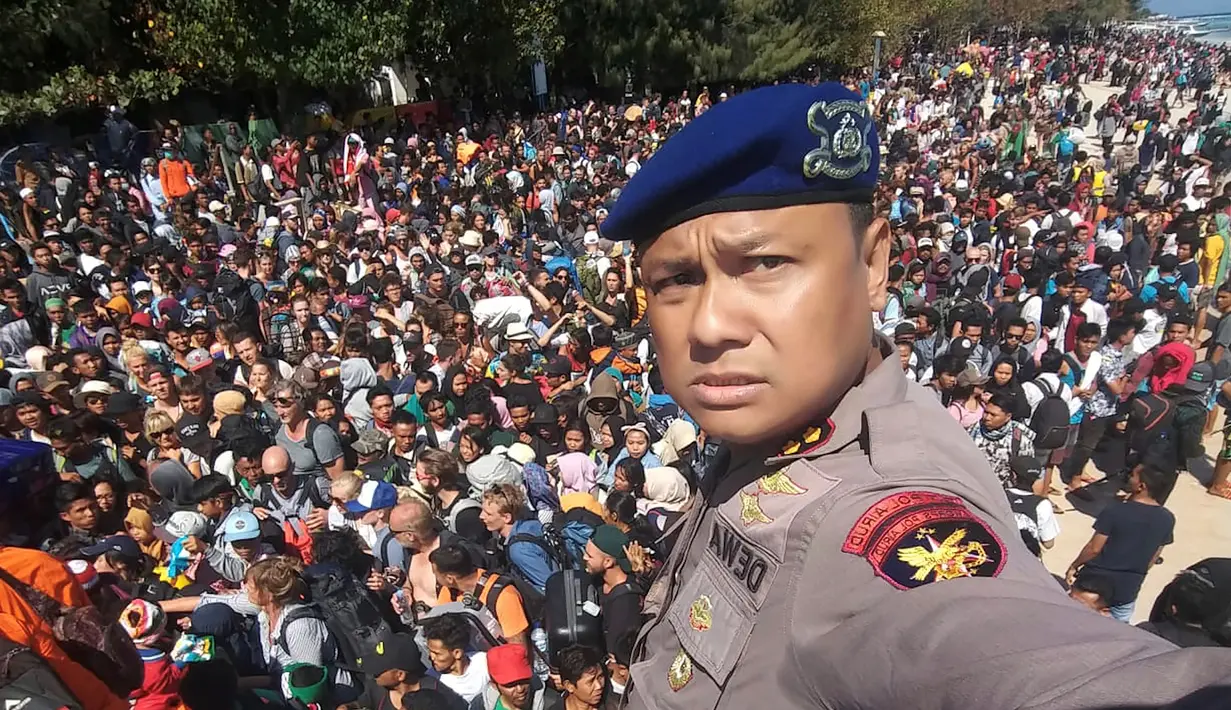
[120,599,184,710]
[126,507,168,565]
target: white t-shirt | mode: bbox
[1008,487,1061,548]
[439,652,489,702]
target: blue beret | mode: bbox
[604,82,879,245]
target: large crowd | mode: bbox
[1,23,1231,710]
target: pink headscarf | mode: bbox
[557,452,597,496]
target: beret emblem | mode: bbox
[803,100,872,181]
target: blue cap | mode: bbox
[603,82,879,245]
[221,510,262,542]
[346,480,398,514]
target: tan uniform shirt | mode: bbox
[627,345,1231,709]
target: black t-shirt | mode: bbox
[502,380,544,407]
[357,677,467,710]
[601,582,644,655]
[177,411,213,459]
[592,298,631,330]
[1084,501,1175,606]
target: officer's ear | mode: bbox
[861,213,892,312]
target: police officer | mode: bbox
[601,83,1231,708]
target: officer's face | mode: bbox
[640,204,890,444]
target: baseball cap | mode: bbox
[185,348,213,372]
[221,510,262,541]
[264,216,281,229]
[37,372,70,392]
[505,442,536,466]
[346,480,398,514]
[464,254,483,268]
[81,535,143,561]
[504,322,535,342]
[292,366,320,391]
[132,281,152,296]
[544,358,572,376]
[957,365,989,387]
[487,643,533,685]
[104,391,143,416]
[1185,362,1215,392]
[208,200,226,213]
[1002,273,1024,293]
[130,313,154,330]
[357,633,425,678]
[352,428,391,457]
[916,237,935,249]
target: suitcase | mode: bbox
[543,569,603,661]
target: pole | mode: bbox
[871,34,881,82]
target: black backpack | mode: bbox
[279,565,404,672]
[0,636,83,710]
[213,268,261,335]
[1029,378,1071,450]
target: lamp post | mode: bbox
[872,30,887,82]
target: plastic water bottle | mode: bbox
[531,626,550,678]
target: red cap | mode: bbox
[385,208,401,223]
[487,644,532,685]
[1002,273,1024,292]
[130,313,154,329]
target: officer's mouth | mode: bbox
[689,373,769,409]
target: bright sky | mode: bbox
[1148,0,1231,17]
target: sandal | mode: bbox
[1207,485,1231,501]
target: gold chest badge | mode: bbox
[668,649,693,691]
[687,595,713,632]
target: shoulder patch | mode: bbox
[841,491,1006,590]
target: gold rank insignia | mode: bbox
[778,419,834,458]
[738,490,772,526]
[758,469,807,496]
[688,595,713,632]
[668,649,693,691]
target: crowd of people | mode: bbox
[2,22,1231,710]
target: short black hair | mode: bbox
[422,615,469,652]
[556,644,605,686]
[1071,572,1114,609]
[1137,463,1174,501]
[848,203,875,236]
[985,392,1017,417]
[190,474,234,504]
[1106,318,1136,344]
[429,544,477,577]
[366,384,394,406]
[55,481,94,513]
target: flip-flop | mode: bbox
[1207,485,1231,501]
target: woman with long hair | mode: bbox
[191,556,357,700]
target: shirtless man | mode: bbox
[388,499,448,613]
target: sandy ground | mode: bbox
[978,78,1231,623]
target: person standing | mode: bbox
[1066,463,1176,622]
[600,82,1231,709]
[1060,318,1135,491]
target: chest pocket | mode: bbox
[628,551,757,709]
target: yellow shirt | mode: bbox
[1202,233,1225,286]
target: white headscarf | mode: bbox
[343,133,368,174]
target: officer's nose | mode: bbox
[688,275,754,359]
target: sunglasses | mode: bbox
[273,397,298,407]
[150,429,174,439]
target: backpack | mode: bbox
[1049,210,1074,237]
[1028,378,1071,450]
[1007,490,1045,557]
[444,498,482,535]
[1127,391,1177,457]
[280,518,315,564]
[279,565,403,672]
[0,567,142,698]
[1057,133,1075,157]
[299,419,357,473]
[213,269,261,335]
[0,636,84,710]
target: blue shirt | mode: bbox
[504,519,560,591]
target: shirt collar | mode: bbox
[764,336,905,467]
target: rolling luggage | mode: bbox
[543,570,602,662]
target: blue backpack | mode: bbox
[1057,133,1075,157]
